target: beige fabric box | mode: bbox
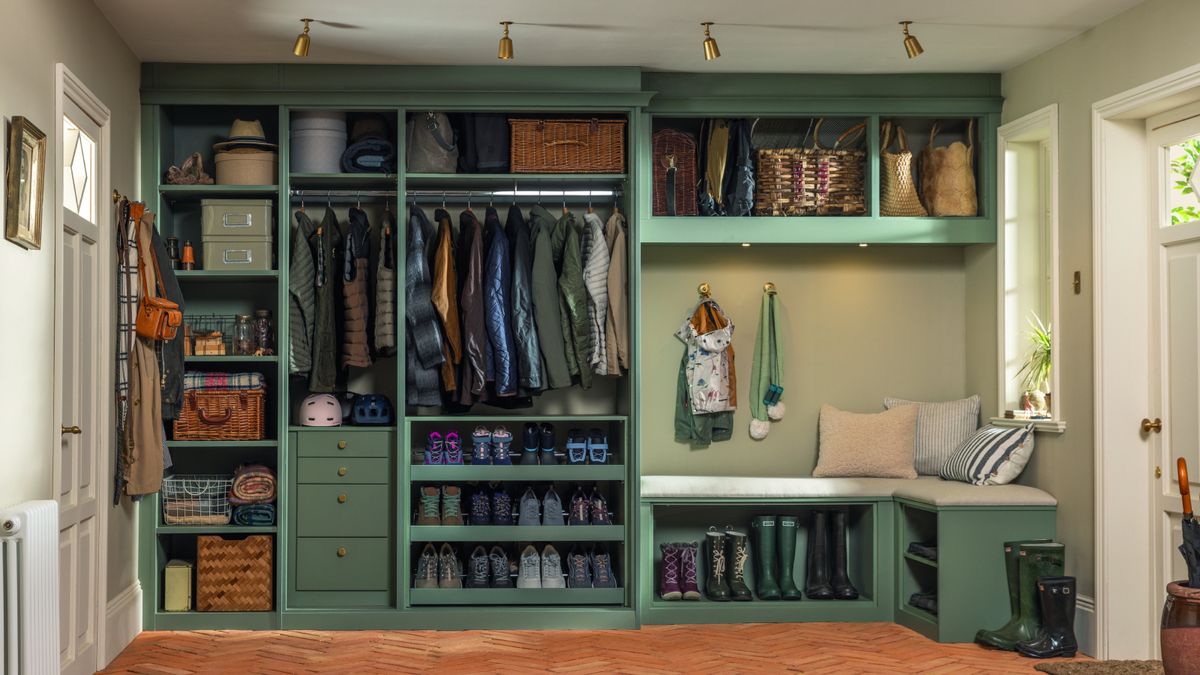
[163,559,193,612]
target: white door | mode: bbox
[1147,103,1200,631]
[56,94,104,675]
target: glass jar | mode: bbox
[253,309,273,355]
[233,314,254,356]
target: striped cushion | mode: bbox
[884,395,980,475]
[940,424,1036,486]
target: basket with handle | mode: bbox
[880,121,928,217]
[509,118,626,173]
[162,474,233,525]
[652,129,698,216]
[755,119,867,216]
[196,535,273,612]
[174,388,265,440]
[920,118,978,217]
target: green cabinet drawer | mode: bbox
[295,430,393,458]
[296,537,390,591]
[297,457,390,484]
[296,484,390,537]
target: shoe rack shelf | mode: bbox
[409,525,625,542]
[411,465,627,481]
[410,588,625,605]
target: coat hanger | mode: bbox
[356,191,362,209]
[441,191,447,210]
[587,191,594,214]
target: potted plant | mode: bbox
[1016,313,1052,417]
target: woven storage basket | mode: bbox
[920,119,978,217]
[754,120,866,216]
[196,535,273,612]
[652,129,698,216]
[509,119,626,173]
[174,388,265,441]
[880,122,928,217]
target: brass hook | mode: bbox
[698,282,711,299]
[764,282,777,295]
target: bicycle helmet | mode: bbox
[352,394,394,426]
[299,394,342,426]
[337,391,361,424]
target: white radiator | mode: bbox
[0,501,59,675]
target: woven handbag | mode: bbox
[755,120,866,216]
[880,122,928,217]
[652,129,698,216]
[920,119,978,217]
[196,535,273,612]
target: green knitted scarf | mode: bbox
[749,290,784,438]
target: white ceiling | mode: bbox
[94,0,1144,73]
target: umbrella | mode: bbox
[1177,458,1200,587]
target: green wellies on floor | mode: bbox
[975,540,1064,650]
[750,515,803,601]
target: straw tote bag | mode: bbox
[920,119,978,217]
[879,122,927,217]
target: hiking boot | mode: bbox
[521,423,540,465]
[567,547,592,588]
[424,431,444,465]
[979,542,1066,650]
[680,542,701,600]
[727,525,755,601]
[590,489,612,525]
[660,543,682,600]
[586,428,608,464]
[417,486,441,526]
[471,426,492,465]
[539,423,557,465]
[491,487,513,525]
[491,426,513,465]
[566,429,587,464]
[1016,576,1078,659]
[517,487,540,526]
[465,545,491,589]
[568,488,589,526]
[592,548,618,589]
[805,511,834,600]
[777,516,803,600]
[489,546,514,588]
[444,431,463,465]
[543,487,564,526]
[438,543,462,589]
[415,543,439,589]
[830,509,859,600]
[705,528,731,601]
[975,539,1054,650]
[469,491,491,526]
[541,544,566,589]
[441,485,464,526]
[517,545,542,588]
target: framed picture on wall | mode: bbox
[5,116,47,250]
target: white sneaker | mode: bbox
[541,544,566,589]
[517,544,542,589]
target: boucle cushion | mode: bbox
[884,395,981,475]
[813,404,918,479]
[940,424,1035,486]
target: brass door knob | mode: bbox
[337,494,347,504]
[337,440,347,450]
[336,547,347,557]
[61,425,82,435]
[1142,418,1164,433]
[337,467,348,477]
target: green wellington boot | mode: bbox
[976,541,1064,651]
[750,516,781,600]
[777,516,804,600]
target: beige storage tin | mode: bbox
[202,237,274,271]
[163,559,193,612]
[201,199,273,239]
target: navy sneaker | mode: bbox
[491,488,513,525]
[491,426,513,465]
[521,423,540,465]
[470,491,491,526]
[539,423,557,465]
[566,429,587,465]
[587,428,609,465]
[568,488,589,526]
[471,426,491,465]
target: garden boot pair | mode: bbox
[976,541,1065,651]
[748,516,804,601]
[659,542,701,600]
[1016,576,1078,659]
[805,510,859,600]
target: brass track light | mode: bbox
[498,21,514,60]
[701,22,720,61]
[293,18,312,57]
[900,21,923,59]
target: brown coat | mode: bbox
[603,213,629,374]
[431,211,461,391]
[125,211,165,496]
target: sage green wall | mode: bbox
[640,246,968,477]
[998,0,1200,599]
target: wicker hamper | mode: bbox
[652,129,698,216]
[755,120,866,216]
[174,388,265,441]
[196,535,273,612]
[509,118,626,173]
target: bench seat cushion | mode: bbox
[891,478,1056,507]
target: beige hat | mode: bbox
[213,119,277,152]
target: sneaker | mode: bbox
[586,428,608,464]
[491,426,513,465]
[415,543,439,589]
[424,431,444,465]
[517,487,540,526]
[489,546,513,588]
[491,487,513,525]
[565,429,587,465]
[471,427,492,465]
[568,488,589,526]
[541,544,565,589]
[465,546,491,589]
[438,543,462,589]
[543,487,564,526]
[469,491,491,526]
[591,549,619,589]
[417,486,442,526]
[567,547,592,588]
[444,431,463,465]
[521,423,540,465]
[441,485,464,526]
[539,423,557,465]
[589,489,612,526]
[517,544,542,588]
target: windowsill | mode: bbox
[990,417,1067,434]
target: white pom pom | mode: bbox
[750,418,771,440]
[767,401,786,421]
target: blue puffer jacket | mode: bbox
[483,206,517,396]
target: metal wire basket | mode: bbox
[186,314,237,355]
[162,474,233,526]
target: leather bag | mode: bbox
[405,112,459,173]
[920,119,978,217]
[880,122,927,217]
[133,204,182,341]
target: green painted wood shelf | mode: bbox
[290,173,397,189]
[158,184,278,200]
[185,355,279,364]
[899,604,939,627]
[409,525,625,542]
[153,611,277,631]
[409,588,624,605]
[408,415,627,423]
[166,440,278,448]
[904,552,938,568]
[644,597,886,625]
[640,216,995,246]
[405,173,627,189]
[411,465,626,481]
[157,525,277,535]
[175,270,279,282]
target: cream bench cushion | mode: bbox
[641,475,1055,507]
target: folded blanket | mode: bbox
[233,503,276,526]
[907,542,938,562]
[341,138,396,173]
[228,464,276,505]
[909,592,938,615]
[184,371,266,391]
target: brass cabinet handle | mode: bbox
[337,494,347,504]
[337,466,348,477]
[337,547,347,557]
[61,425,82,435]
[337,440,347,450]
[1142,418,1163,433]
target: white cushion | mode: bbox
[940,424,1036,486]
[885,395,981,475]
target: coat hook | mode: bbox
[698,282,712,299]
[764,282,777,295]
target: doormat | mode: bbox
[1035,662,1163,675]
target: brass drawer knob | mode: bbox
[337,494,347,504]
[337,547,347,557]
[337,440,347,450]
[337,466,348,477]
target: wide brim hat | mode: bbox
[213,119,277,152]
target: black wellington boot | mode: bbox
[704,528,731,602]
[805,511,834,599]
[725,526,754,601]
[1016,576,1078,659]
[829,509,859,600]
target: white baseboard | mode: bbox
[104,582,142,667]
[1076,593,1096,657]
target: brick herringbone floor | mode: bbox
[101,622,1086,674]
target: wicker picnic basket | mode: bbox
[174,388,265,440]
[509,118,626,173]
[196,535,273,612]
[754,120,867,216]
[652,129,698,216]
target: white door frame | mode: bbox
[1093,61,1200,660]
[52,62,113,675]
